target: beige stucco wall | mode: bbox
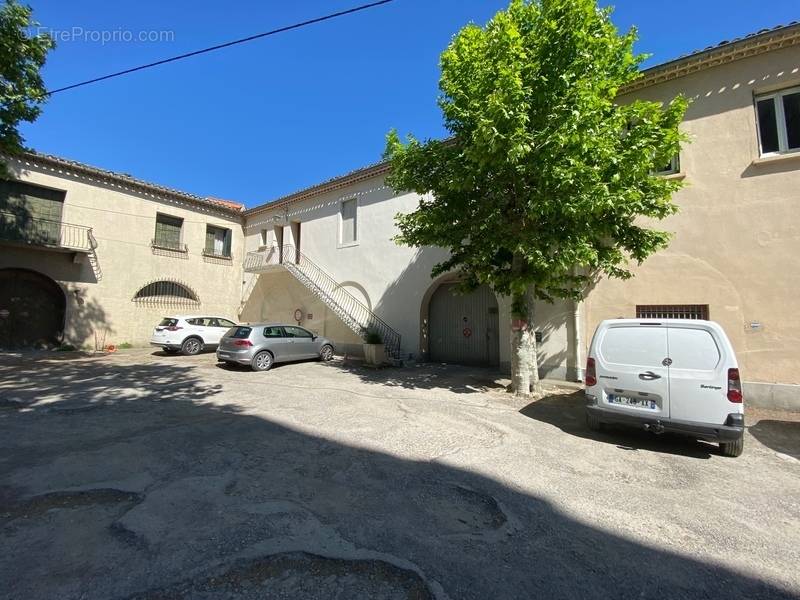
[586,46,800,386]
[239,270,364,355]
[1,160,244,348]
[243,177,576,376]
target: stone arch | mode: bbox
[419,273,501,366]
[0,268,66,349]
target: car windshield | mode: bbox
[229,326,252,339]
[159,318,178,327]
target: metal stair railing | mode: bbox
[278,244,402,359]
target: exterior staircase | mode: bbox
[87,229,103,281]
[243,244,402,359]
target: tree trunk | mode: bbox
[510,285,542,398]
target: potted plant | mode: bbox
[363,329,386,366]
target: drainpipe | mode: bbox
[573,296,585,383]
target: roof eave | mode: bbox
[8,152,244,219]
[244,161,391,217]
[621,22,800,95]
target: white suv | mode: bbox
[584,319,744,457]
[150,315,238,355]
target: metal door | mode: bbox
[429,283,499,367]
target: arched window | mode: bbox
[133,280,200,306]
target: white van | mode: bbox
[584,319,744,457]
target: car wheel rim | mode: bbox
[186,340,199,353]
[322,346,332,360]
[257,354,271,369]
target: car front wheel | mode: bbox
[319,344,334,361]
[252,351,273,372]
[181,337,203,356]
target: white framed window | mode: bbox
[654,154,680,176]
[755,86,800,156]
[339,197,358,246]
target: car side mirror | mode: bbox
[312,335,317,341]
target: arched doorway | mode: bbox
[0,268,66,349]
[428,282,500,367]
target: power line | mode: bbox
[45,0,396,96]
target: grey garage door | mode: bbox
[429,283,499,367]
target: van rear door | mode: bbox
[595,323,670,419]
[666,324,729,425]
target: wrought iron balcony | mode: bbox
[0,211,97,252]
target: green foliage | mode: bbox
[117,342,133,349]
[0,0,54,175]
[364,329,383,345]
[384,0,688,307]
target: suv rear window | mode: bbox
[159,318,178,327]
[230,326,252,339]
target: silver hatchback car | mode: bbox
[216,323,335,371]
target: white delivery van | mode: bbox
[584,319,744,457]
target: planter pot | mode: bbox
[363,343,386,366]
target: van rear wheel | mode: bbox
[586,412,603,432]
[720,437,744,457]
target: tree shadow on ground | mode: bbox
[319,359,508,394]
[0,355,795,599]
[519,391,720,459]
[749,419,800,460]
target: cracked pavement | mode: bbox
[1,349,799,599]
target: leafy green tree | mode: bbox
[384,0,688,396]
[0,0,54,176]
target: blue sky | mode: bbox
[21,1,799,207]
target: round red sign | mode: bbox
[463,327,472,338]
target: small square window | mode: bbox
[654,154,680,176]
[205,225,232,257]
[755,86,800,155]
[154,213,184,250]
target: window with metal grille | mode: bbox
[636,304,709,320]
[153,213,183,250]
[133,280,200,306]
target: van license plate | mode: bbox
[608,394,656,410]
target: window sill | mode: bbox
[337,241,359,249]
[202,251,232,260]
[751,151,800,166]
[657,172,685,181]
[151,243,188,253]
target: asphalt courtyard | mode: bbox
[1,349,799,599]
